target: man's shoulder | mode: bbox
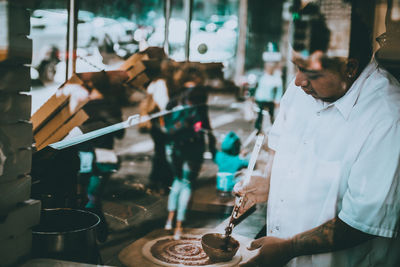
[349,67,400,133]
[366,66,400,116]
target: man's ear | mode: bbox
[346,59,359,79]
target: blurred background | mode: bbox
[29,0,288,111]
[2,0,400,266]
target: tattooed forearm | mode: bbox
[290,217,375,257]
[294,219,336,254]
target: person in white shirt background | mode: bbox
[234,2,400,267]
[141,59,177,195]
[253,57,283,133]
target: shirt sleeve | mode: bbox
[268,79,296,151]
[339,119,400,238]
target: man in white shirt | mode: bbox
[234,3,400,267]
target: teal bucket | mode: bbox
[216,172,235,192]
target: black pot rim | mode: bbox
[32,208,100,235]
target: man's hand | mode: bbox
[240,236,294,267]
[233,175,269,215]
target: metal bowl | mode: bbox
[201,233,240,262]
[32,208,100,264]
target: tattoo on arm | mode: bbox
[291,217,375,257]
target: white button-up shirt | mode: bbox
[267,59,400,266]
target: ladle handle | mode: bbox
[242,134,265,187]
[225,134,265,237]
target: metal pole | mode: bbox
[164,0,171,55]
[65,0,71,81]
[234,0,248,85]
[72,0,79,74]
[66,0,78,78]
[184,0,193,61]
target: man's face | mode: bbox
[292,50,348,102]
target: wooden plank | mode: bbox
[0,121,33,151]
[34,105,74,146]
[119,53,149,71]
[0,148,31,182]
[0,199,41,240]
[0,229,32,267]
[0,65,30,92]
[126,60,146,82]
[0,93,31,123]
[36,109,88,151]
[30,93,69,132]
[0,175,31,215]
[33,95,88,146]
[129,72,150,88]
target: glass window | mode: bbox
[190,0,239,80]
[29,0,243,114]
[29,1,68,113]
[146,0,239,79]
[77,0,164,72]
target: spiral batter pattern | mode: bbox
[150,236,211,266]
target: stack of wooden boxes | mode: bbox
[31,49,158,152]
[119,47,168,102]
[0,1,41,266]
[119,52,150,90]
[31,75,90,151]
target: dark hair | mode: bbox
[296,2,374,74]
[295,3,331,54]
[186,85,208,105]
[177,64,206,87]
[348,1,374,74]
[158,59,179,98]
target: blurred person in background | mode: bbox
[253,55,283,133]
[140,59,178,195]
[164,64,216,240]
[213,131,249,198]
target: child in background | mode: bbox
[214,131,249,197]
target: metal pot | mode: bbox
[32,208,100,264]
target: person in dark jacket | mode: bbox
[163,82,216,240]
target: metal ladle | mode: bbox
[201,134,265,262]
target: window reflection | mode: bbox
[190,0,239,80]
[30,8,67,84]
[29,3,68,113]
[77,1,164,72]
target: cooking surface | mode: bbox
[142,235,241,267]
[118,228,257,267]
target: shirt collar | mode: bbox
[315,59,377,120]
